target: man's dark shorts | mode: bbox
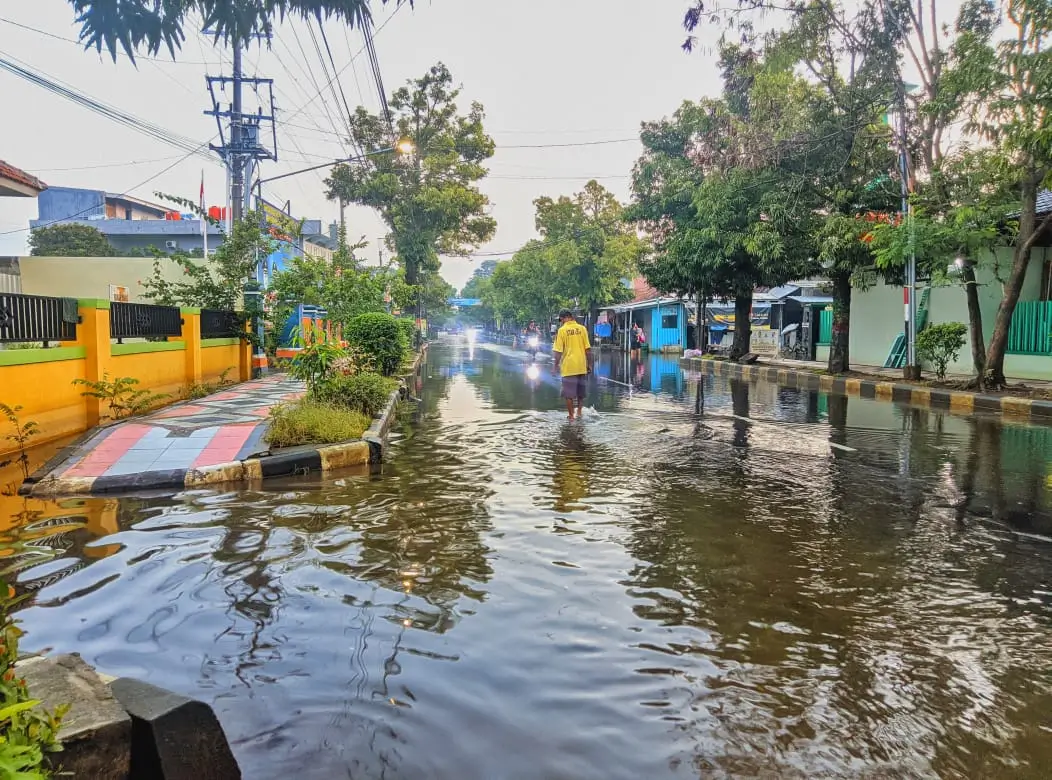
[561,373,587,400]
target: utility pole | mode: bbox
[205,36,277,378]
[230,45,244,224]
[896,81,919,379]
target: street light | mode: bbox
[395,137,416,156]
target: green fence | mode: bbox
[1007,300,1052,355]
[817,308,833,345]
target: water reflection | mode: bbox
[3,344,1052,778]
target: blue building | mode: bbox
[607,296,689,352]
[31,186,224,255]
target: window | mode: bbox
[124,208,133,220]
[661,313,678,330]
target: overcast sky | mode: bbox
[0,1,730,290]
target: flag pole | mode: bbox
[201,171,209,258]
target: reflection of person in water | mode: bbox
[552,425,589,513]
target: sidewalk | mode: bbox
[25,375,304,494]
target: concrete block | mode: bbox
[16,654,132,780]
[109,677,241,780]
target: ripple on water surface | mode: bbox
[5,344,1052,779]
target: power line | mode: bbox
[0,16,211,65]
[0,139,218,237]
[25,155,185,173]
[283,2,405,125]
[0,51,214,162]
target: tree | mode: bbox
[68,0,404,62]
[268,241,387,332]
[28,223,114,256]
[629,60,814,359]
[326,63,496,308]
[531,180,643,322]
[959,0,1052,387]
[485,246,569,326]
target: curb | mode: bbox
[29,347,429,497]
[680,357,1052,424]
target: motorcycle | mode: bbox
[526,334,540,361]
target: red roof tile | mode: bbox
[0,160,46,193]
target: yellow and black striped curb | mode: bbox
[680,357,1052,424]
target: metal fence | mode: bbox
[109,301,182,342]
[817,308,833,345]
[0,292,79,344]
[200,308,243,339]
[1007,300,1052,355]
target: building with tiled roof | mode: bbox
[0,160,47,198]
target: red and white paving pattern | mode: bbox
[48,375,304,486]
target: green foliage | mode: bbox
[73,374,168,420]
[310,372,397,418]
[326,62,496,296]
[0,587,67,779]
[287,340,351,388]
[0,404,39,481]
[346,313,408,376]
[264,400,371,448]
[267,241,388,332]
[140,204,272,314]
[917,322,969,380]
[485,181,642,326]
[395,318,416,346]
[28,224,114,257]
[68,0,399,62]
[182,368,235,401]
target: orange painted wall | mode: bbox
[110,348,187,398]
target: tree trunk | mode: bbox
[827,271,852,374]
[985,178,1039,387]
[695,292,707,350]
[960,259,986,382]
[730,290,753,360]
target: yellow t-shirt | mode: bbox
[553,320,591,376]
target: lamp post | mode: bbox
[895,81,920,379]
[247,140,416,375]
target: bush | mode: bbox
[264,400,371,448]
[1,586,68,779]
[917,322,968,381]
[396,318,416,347]
[310,372,397,417]
[346,313,407,376]
[287,340,349,387]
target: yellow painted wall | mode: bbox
[0,304,252,460]
[0,356,87,456]
[201,344,242,381]
[110,348,188,398]
[15,256,188,302]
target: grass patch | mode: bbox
[265,400,371,448]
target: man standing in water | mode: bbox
[552,309,593,420]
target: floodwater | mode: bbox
[4,341,1052,779]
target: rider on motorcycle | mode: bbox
[524,320,542,359]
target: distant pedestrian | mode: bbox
[552,309,593,421]
[631,323,646,360]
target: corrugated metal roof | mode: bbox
[766,284,802,300]
[1038,189,1052,216]
[788,295,834,305]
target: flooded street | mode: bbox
[5,342,1052,779]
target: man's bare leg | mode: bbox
[565,398,575,420]
[576,397,583,418]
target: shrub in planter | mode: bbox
[917,322,968,381]
[265,401,371,447]
[346,313,407,376]
[310,372,397,418]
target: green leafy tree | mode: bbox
[28,223,114,257]
[531,180,643,323]
[68,0,406,62]
[268,240,387,331]
[917,321,968,380]
[326,63,496,308]
[956,0,1052,387]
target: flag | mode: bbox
[199,171,205,213]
